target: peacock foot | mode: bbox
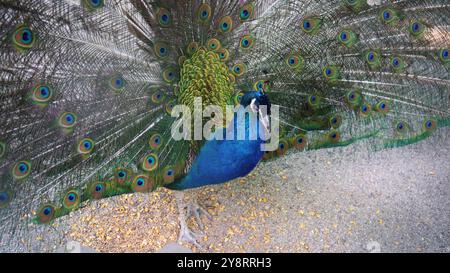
[186,198,212,231]
[174,191,212,250]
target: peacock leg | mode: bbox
[174,191,203,249]
[186,194,212,231]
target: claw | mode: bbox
[187,200,212,231]
[174,191,210,250]
[178,221,202,249]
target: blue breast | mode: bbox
[167,110,265,190]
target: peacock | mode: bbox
[0,0,449,251]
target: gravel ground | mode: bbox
[16,128,450,253]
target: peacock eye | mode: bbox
[12,161,32,179]
[149,133,163,149]
[13,25,35,50]
[43,207,52,215]
[162,67,177,83]
[393,58,399,66]
[32,84,53,104]
[242,40,248,46]
[90,0,101,6]
[40,87,49,97]
[58,112,77,128]
[21,29,32,43]
[95,184,103,192]
[18,163,28,173]
[239,3,254,21]
[303,20,311,29]
[68,193,76,201]
[157,8,172,27]
[63,190,81,210]
[137,178,145,186]
[409,21,425,37]
[241,9,250,20]
[222,22,228,28]
[78,138,94,154]
[423,119,437,132]
[109,74,125,92]
[198,3,212,22]
[82,0,104,10]
[143,153,158,171]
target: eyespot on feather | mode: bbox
[218,16,233,33]
[156,8,173,27]
[142,153,158,172]
[12,24,35,51]
[197,3,212,23]
[36,204,57,224]
[58,112,77,129]
[132,174,153,192]
[77,138,95,155]
[12,160,31,180]
[239,3,254,21]
[62,189,81,210]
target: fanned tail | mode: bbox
[0,0,448,252]
[229,0,450,159]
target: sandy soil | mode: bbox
[14,128,450,253]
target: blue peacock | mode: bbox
[0,0,449,250]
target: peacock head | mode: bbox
[239,90,272,132]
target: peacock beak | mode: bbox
[250,98,270,133]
